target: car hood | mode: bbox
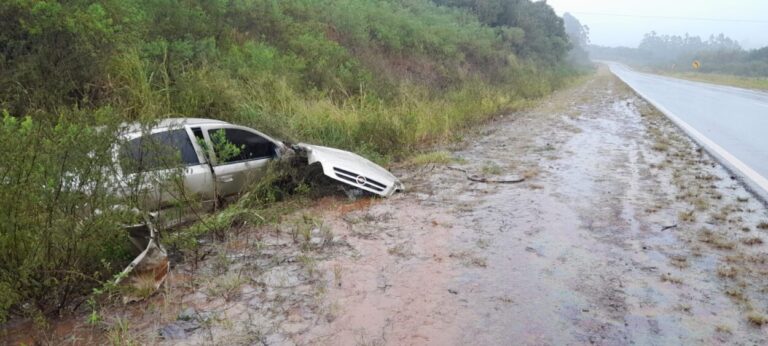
[295,143,403,197]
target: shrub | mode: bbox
[0,111,137,321]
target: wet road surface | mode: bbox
[609,63,768,200]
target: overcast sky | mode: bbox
[543,0,768,49]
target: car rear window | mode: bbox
[119,129,199,174]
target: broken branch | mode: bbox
[661,224,678,231]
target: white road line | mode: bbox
[610,67,768,203]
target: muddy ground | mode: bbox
[6,67,768,345]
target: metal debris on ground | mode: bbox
[116,219,169,303]
[446,166,526,184]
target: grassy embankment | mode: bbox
[0,0,581,323]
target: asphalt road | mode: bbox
[608,63,768,200]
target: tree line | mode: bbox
[589,31,768,76]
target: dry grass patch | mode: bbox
[481,162,503,176]
[660,273,683,285]
[207,273,247,302]
[449,251,488,268]
[522,167,541,179]
[678,210,696,223]
[710,205,735,224]
[725,287,747,302]
[692,197,710,211]
[387,243,414,258]
[663,72,768,91]
[699,228,736,250]
[676,303,692,314]
[741,237,764,246]
[747,312,768,326]
[717,265,739,279]
[669,255,689,269]
[715,324,733,334]
[652,138,671,152]
[694,173,719,182]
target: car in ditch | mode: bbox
[113,118,402,300]
[114,118,402,214]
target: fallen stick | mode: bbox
[446,166,526,184]
[661,224,678,231]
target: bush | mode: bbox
[0,111,137,322]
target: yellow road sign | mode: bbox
[692,60,701,69]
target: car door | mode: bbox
[201,126,277,198]
[119,128,215,211]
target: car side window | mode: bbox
[207,128,276,164]
[120,129,199,174]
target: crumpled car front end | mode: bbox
[294,143,404,197]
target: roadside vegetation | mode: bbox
[0,0,585,325]
[655,72,768,91]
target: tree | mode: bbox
[563,12,591,67]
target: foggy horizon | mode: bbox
[544,0,768,50]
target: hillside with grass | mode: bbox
[0,0,580,323]
[1,0,578,159]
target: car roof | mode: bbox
[122,118,231,134]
